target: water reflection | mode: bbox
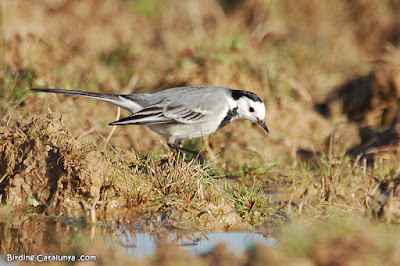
[0,214,277,260]
[113,230,277,257]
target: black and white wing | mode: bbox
[109,92,228,126]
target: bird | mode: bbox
[31,86,269,163]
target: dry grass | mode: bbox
[1,0,400,262]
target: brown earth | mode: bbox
[0,114,125,216]
[2,0,400,263]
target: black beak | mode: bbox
[257,119,269,133]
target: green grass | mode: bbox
[228,183,277,225]
[125,0,164,18]
[0,67,33,112]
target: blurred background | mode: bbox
[1,0,400,166]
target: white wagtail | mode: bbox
[32,86,269,162]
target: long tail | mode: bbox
[31,88,143,113]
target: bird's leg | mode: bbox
[168,142,206,164]
[176,140,186,161]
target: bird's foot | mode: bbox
[168,143,206,164]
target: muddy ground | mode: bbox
[1,0,400,263]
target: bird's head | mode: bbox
[233,90,269,133]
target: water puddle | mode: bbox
[113,230,278,257]
[0,214,277,263]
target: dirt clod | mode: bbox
[0,114,120,215]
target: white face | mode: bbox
[237,97,266,122]
[236,97,269,133]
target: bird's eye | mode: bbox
[249,107,254,112]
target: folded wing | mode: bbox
[109,93,224,126]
